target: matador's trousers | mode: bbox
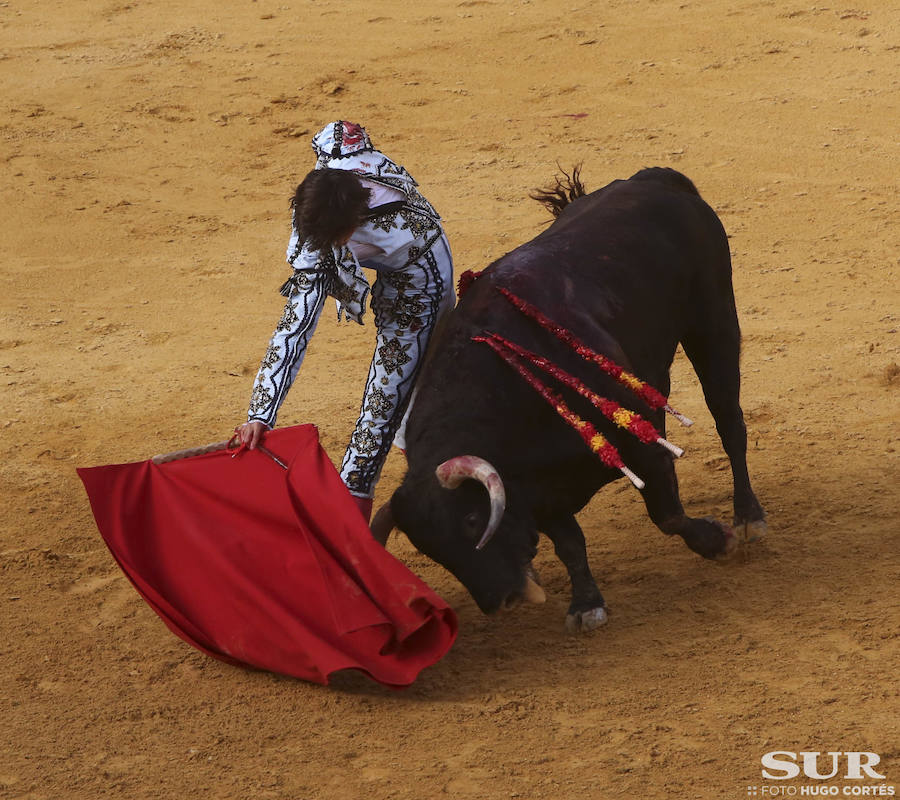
[340,235,454,498]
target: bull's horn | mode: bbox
[435,456,506,551]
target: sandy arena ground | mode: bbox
[2,1,898,798]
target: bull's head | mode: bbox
[387,455,545,613]
[434,455,506,550]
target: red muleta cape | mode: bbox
[77,424,457,688]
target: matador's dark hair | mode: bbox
[290,168,372,251]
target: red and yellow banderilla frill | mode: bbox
[480,332,684,458]
[473,334,647,489]
[497,287,693,427]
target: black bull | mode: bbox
[376,167,766,631]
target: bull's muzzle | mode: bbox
[434,455,506,550]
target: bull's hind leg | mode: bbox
[680,295,766,541]
[540,515,608,632]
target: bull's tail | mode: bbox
[530,164,587,219]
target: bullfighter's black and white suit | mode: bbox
[247,121,454,499]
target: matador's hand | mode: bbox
[236,421,268,450]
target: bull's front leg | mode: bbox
[632,449,738,560]
[540,514,608,633]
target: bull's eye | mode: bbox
[462,512,480,540]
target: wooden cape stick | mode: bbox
[152,440,232,464]
[152,437,288,470]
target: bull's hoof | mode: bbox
[735,518,768,543]
[714,523,739,561]
[565,606,608,633]
[682,517,736,560]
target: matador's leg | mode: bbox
[340,238,454,498]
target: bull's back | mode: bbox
[408,169,733,463]
[491,169,731,372]
[533,167,728,305]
